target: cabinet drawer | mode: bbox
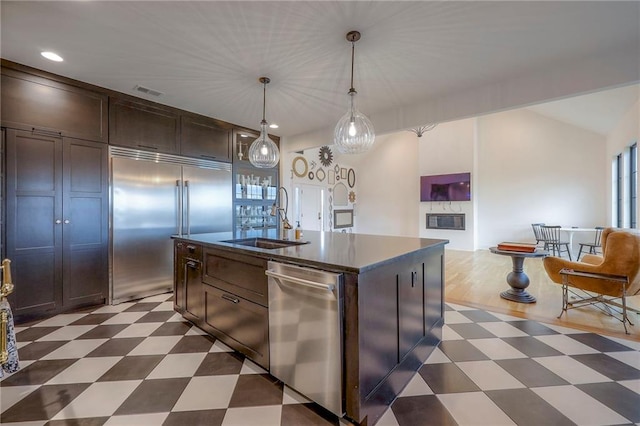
[203,249,268,306]
[203,284,269,368]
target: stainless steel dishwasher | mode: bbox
[266,261,343,416]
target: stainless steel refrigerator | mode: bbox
[110,147,232,304]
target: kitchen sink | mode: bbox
[222,238,309,250]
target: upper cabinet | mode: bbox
[0,67,108,143]
[109,96,180,154]
[180,113,232,162]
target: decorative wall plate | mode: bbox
[347,168,356,188]
[349,191,356,202]
[308,171,314,180]
[292,156,308,178]
[316,168,326,182]
[319,146,334,167]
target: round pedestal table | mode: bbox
[489,247,549,304]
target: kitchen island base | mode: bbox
[173,231,446,425]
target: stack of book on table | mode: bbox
[497,242,538,253]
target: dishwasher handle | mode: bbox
[265,269,335,292]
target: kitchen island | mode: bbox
[173,230,448,426]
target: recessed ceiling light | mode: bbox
[41,51,63,62]
[269,123,279,129]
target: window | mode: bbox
[614,143,638,229]
[615,153,623,227]
[631,143,637,228]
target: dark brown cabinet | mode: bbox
[351,249,441,416]
[181,114,232,162]
[5,129,108,317]
[1,66,108,143]
[109,96,180,153]
[398,260,425,360]
[174,242,203,322]
[200,247,270,368]
[203,248,269,307]
[203,284,269,368]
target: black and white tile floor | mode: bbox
[1,293,639,426]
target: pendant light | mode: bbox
[249,77,280,168]
[334,30,375,154]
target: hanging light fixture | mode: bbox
[409,123,438,137]
[334,30,375,154]
[249,77,280,168]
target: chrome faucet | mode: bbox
[271,186,292,240]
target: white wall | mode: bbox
[476,108,607,248]
[418,119,476,250]
[350,131,419,237]
[605,99,639,226]
[282,110,610,249]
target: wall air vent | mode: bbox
[133,85,164,97]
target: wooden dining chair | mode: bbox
[531,223,546,248]
[540,225,572,260]
[577,226,604,261]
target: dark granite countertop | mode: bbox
[173,230,448,273]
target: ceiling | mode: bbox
[1,1,639,138]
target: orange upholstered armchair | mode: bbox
[543,227,640,333]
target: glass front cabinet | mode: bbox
[232,129,279,234]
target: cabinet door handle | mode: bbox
[185,260,200,269]
[187,245,197,253]
[221,294,239,304]
[411,271,416,287]
[55,219,62,224]
[64,219,70,224]
[32,127,62,137]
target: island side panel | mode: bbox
[346,244,444,425]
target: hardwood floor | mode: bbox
[444,249,640,341]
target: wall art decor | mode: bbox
[308,171,314,180]
[316,168,326,182]
[334,164,340,174]
[310,160,317,170]
[334,182,348,206]
[349,191,356,202]
[334,209,354,228]
[340,168,347,179]
[328,170,335,185]
[347,168,355,188]
[292,156,308,178]
[319,146,333,167]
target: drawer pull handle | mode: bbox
[221,294,239,304]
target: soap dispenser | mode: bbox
[295,221,303,240]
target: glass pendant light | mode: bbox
[334,30,375,154]
[249,77,280,168]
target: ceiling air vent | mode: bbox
[133,85,164,97]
